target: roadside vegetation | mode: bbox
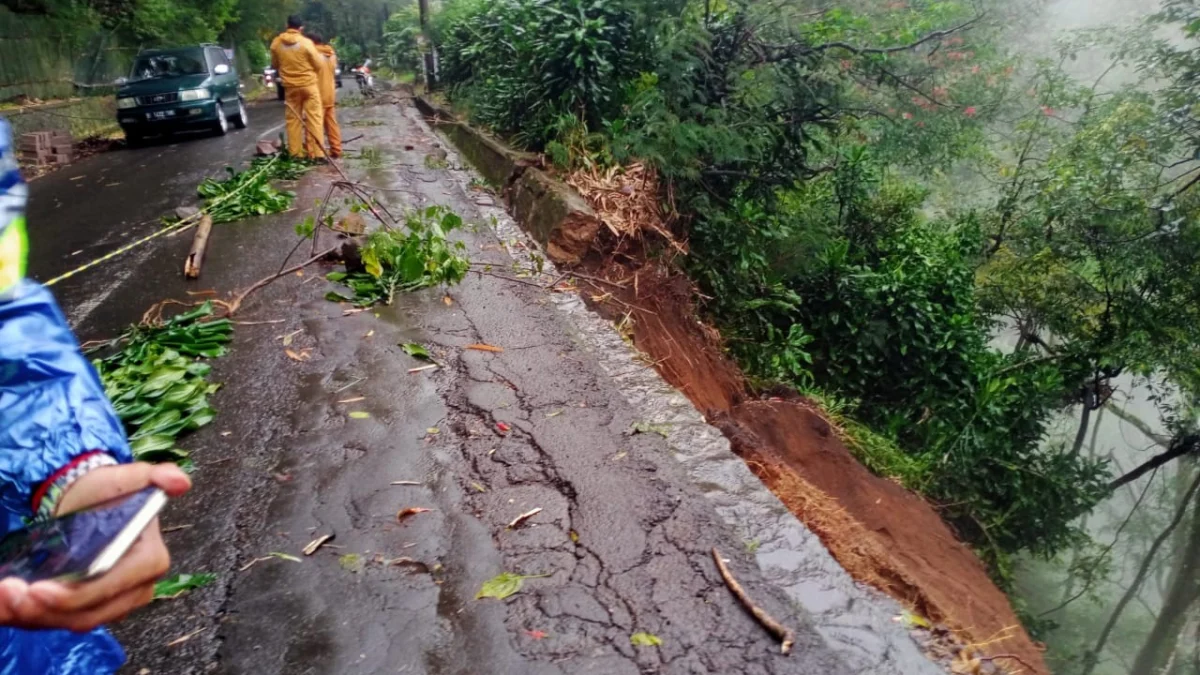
[402,0,1200,669]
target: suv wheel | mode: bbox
[214,102,229,136]
[232,98,248,129]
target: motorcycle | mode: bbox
[352,64,376,98]
[263,67,284,100]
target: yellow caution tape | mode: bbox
[42,156,281,288]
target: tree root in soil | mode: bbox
[711,547,796,655]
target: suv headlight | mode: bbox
[117,97,137,109]
[179,88,211,102]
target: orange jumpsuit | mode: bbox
[315,44,342,158]
[269,28,326,159]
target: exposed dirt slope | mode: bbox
[576,255,1049,675]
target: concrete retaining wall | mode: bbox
[414,96,601,265]
[2,96,117,140]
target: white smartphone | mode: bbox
[0,486,168,582]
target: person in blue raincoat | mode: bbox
[0,118,191,673]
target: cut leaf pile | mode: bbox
[325,206,469,307]
[90,302,231,463]
[196,154,313,224]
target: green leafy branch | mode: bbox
[325,206,470,307]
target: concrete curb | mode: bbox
[413,96,602,265]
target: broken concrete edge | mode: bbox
[412,107,946,675]
[413,96,603,265]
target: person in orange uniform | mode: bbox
[269,15,326,159]
[308,33,342,159]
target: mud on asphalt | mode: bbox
[82,97,867,674]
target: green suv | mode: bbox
[116,45,248,144]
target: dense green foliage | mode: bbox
[299,0,396,64]
[1,0,297,90]
[438,0,655,147]
[381,5,422,73]
[434,0,1200,581]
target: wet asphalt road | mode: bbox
[22,97,854,674]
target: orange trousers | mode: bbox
[284,84,325,159]
[323,105,342,157]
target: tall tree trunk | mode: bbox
[1080,471,1200,675]
[1071,387,1094,456]
[1131,465,1200,674]
[1059,407,1106,605]
[417,0,437,89]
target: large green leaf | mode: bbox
[153,573,216,600]
[141,368,189,395]
[475,572,548,600]
[129,434,177,458]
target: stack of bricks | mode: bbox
[17,131,74,167]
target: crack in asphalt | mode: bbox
[33,97,869,675]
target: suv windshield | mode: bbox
[130,51,207,81]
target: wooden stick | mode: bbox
[183,214,214,279]
[711,548,796,655]
[227,245,340,316]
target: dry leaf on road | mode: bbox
[397,507,432,522]
[465,343,504,353]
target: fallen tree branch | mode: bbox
[711,548,795,654]
[227,245,340,316]
[470,269,548,288]
[282,100,393,230]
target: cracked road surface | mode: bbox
[24,97,854,674]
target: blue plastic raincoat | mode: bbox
[0,119,131,672]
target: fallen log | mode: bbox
[183,215,214,279]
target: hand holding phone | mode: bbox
[0,462,190,633]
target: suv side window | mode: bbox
[205,47,229,72]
